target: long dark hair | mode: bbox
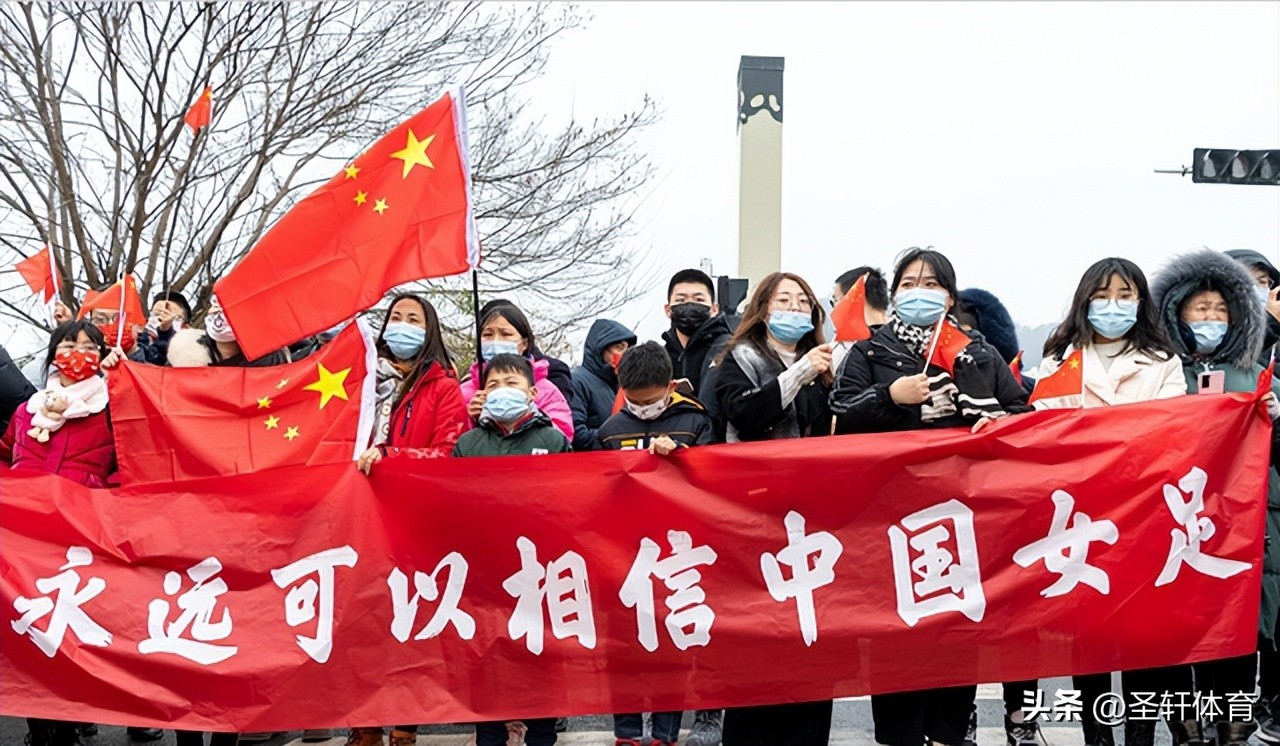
[890,247,959,304]
[43,320,107,372]
[721,272,830,383]
[1043,257,1175,360]
[378,294,453,408]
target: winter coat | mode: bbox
[663,313,735,395]
[0,344,36,436]
[570,319,637,451]
[715,341,832,442]
[459,358,574,441]
[1030,345,1186,409]
[136,326,176,366]
[451,410,571,458]
[539,354,575,406]
[1152,248,1280,642]
[958,288,1020,364]
[830,322,1029,434]
[596,392,714,450]
[381,362,471,460]
[2,405,115,488]
[1225,249,1280,368]
[665,314,735,441]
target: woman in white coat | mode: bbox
[1034,257,1185,410]
[1032,257,1185,746]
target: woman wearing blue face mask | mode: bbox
[711,271,835,746]
[356,293,469,471]
[1026,258,1183,746]
[829,248,1028,746]
[1148,250,1280,746]
[1032,257,1185,410]
[713,271,835,444]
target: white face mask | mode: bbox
[205,310,236,343]
[625,397,669,421]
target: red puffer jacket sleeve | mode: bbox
[383,365,471,460]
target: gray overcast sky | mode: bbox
[532,1,1280,348]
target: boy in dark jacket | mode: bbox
[597,341,713,453]
[454,353,565,746]
[599,341,712,746]
[453,353,570,458]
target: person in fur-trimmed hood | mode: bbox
[1150,248,1280,746]
[1151,248,1268,389]
[165,298,288,369]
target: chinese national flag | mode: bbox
[214,87,479,361]
[832,275,872,343]
[15,246,57,303]
[107,321,376,485]
[184,87,212,131]
[1028,348,1084,406]
[927,319,972,376]
[1009,350,1024,387]
[78,276,146,329]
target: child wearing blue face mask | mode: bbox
[1031,257,1185,410]
[451,353,572,458]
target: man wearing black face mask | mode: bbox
[662,269,734,397]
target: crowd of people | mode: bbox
[2,246,1279,746]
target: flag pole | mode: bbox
[114,267,127,349]
[47,244,60,327]
[472,269,484,380]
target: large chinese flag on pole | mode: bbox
[106,321,377,484]
[214,87,478,361]
[15,245,58,303]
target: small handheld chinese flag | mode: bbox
[215,86,479,361]
[1028,348,1085,407]
[107,320,377,485]
[184,87,213,131]
[926,318,972,376]
[15,246,58,303]
[832,275,872,343]
[78,276,146,329]
[1259,357,1276,395]
[1009,351,1024,387]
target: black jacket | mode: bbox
[596,392,714,450]
[830,323,1029,434]
[0,345,36,436]
[570,319,637,451]
[663,314,735,394]
[714,342,832,441]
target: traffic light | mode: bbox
[1192,149,1280,185]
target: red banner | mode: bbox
[0,394,1271,731]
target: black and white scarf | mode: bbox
[891,317,1006,423]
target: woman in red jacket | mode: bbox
[2,321,116,488]
[2,321,117,746]
[351,294,469,745]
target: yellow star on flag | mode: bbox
[373,198,388,215]
[344,165,360,179]
[302,362,351,409]
[264,415,280,430]
[1068,358,1081,369]
[257,396,272,410]
[353,191,368,206]
[389,130,435,178]
[284,426,300,441]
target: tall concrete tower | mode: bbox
[737,55,784,287]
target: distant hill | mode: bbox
[1015,323,1057,369]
